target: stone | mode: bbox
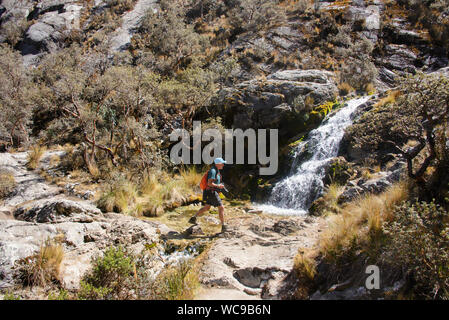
[323,157,354,186]
[379,44,418,73]
[19,2,82,64]
[14,197,102,223]
[271,220,299,236]
[110,0,158,51]
[338,186,364,204]
[185,225,204,236]
[216,69,337,140]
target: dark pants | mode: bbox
[202,189,222,207]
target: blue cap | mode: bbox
[214,157,227,165]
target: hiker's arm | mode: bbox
[207,178,223,189]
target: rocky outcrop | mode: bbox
[19,2,82,65]
[198,214,324,299]
[215,69,337,139]
[0,150,176,291]
[0,213,172,290]
[13,197,102,223]
[0,152,61,217]
[110,0,158,51]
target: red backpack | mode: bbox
[199,171,209,190]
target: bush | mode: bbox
[340,58,378,92]
[80,246,134,300]
[151,260,198,300]
[97,175,138,213]
[228,0,286,34]
[26,145,46,170]
[0,45,33,148]
[0,169,16,199]
[78,246,198,300]
[382,201,449,299]
[135,0,208,74]
[16,238,64,287]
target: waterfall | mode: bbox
[256,96,370,215]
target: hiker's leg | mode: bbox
[218,205,225,225]
[195,204,211,217]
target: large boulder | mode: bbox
[13,197,103,223]
[215,69,337,139]
[19,2,82,64]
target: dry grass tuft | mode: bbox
[97,178,138,214]
[319,181,409,260]
[338,82,354,96]
[293,249,317,299]
[374,90,401,108]
[26,145,46,170]
[179,167,203,193]
[0,169,16,199]
[16,237,64,287]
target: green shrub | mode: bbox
[382,201,449,299]
[77,281,112,300]
[81,246,135,300]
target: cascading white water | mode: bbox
[256,96,370,215]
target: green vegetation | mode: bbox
[347,72,449,190]
[0,45,34,148]
[383,201,449,299]
[78,245,199,300]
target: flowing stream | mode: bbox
[256,96,370,215]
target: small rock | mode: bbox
[223,257,239,268]
[185,225,204,236]
[244,288,261,296]
[248,209,263,214]
[272,220,299,236]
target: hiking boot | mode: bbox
[188,216,197,224]
[221,224,228,233]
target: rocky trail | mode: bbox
[0,150,324,299]
[195,213,324,300]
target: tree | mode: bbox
[134,0,209,75]
[386,72,449,182]
[0,45,33,148]
[347,72,449,184]
[33,46,160,169]
[228,0,286,34]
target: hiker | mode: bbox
[189,157,228,233]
